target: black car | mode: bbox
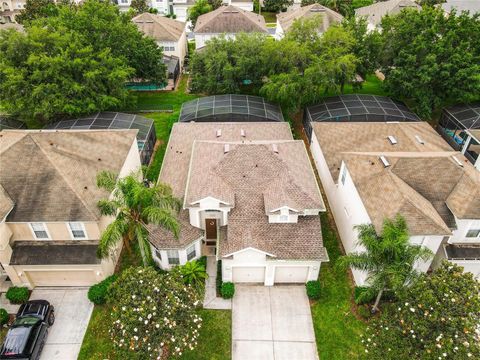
[0,300,55,360]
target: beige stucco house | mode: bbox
[0,129,141,288]
[148,121,328,286]
[133,12,188,69]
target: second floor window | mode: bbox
[167,250,180,265]
[466,229,480,238]
[30,223,49,239]
[68,222,87,239]
[187,244,196,261]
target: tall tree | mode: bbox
[15,0,60,24]
[262,0,294,13]
[338,216,433,312]
[130,0,149,14]
[379,6,480,118]
[0,27,132,123]
[187,0,212,30]
[96,171,181,266]
[361,262,480,359]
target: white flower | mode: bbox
[132,295,136,299]
[410,307,415,313]
[134,328,137,332]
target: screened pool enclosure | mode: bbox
[45,112,156,165]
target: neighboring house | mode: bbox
[226,0,253,12]
[306,115,480,282]
[0,130,142,288]
[275,4,343,40]
[149,121,328,285]
[44,112,157,166]
[0,0,23,23]
[194,5,267,50]
[441,0,480,16]
[437,103,479,171]
[171,0,195,22]
[355,0,421,31]
[133,12,188,69]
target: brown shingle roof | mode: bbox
[312,122,480,235]
[133,12,185,42]
[355,0,420,26]
[194,5,268,34]
[0,130,137,222]
[0,184,14,220]
[277,4,343,33]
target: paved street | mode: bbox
[29,288,93,360]
[232,285,318,360]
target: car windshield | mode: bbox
[13,317,39,326]
[0,326,31,356]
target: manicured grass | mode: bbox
[179,310,231,360]
[261,11,277,24]
[311,213,366,359]
[324,74,387,98]
[134,77,201,181]
[78,307,231,359]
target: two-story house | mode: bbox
[0,129,141,288]
[148,121,328,285]
[133,12,188,69]
[306,113,480,282]
[194,5,267,50]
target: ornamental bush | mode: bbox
[354,286,376,305]
[361,262,480,359]
[0,308,9,325]
[87,274,118,305]
[107,266,202,358]
[216,260,222,296]
[306,281,321,300]
[221,282,235,299]
[6,286,29,304]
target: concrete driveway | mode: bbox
[29,288,93,360]
[232,286,318,360]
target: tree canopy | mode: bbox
[15,0,61,24]
[379,6,480,118]
[263,0,294,13]
[187,0,213,30]
[0,0,166,123]
[361,262,480,359]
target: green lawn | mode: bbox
[312,213,366,359]
[261,11,277,24]
[134,77,200,181]
[326,74,387,97]
[78,307,231,360]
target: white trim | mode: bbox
[66,222,88,240]
[189,196,231,207]
[269,205,299,213]
[29,222,51,240]
[223,247,276,258]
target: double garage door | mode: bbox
[232,266,309,284]
[25,270,98,287]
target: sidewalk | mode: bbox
[203,256,231,310]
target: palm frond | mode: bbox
[97,218,128,259]
[134,224,152,266]
[96,171,118,193]
[97,199,119,216]
[143,207,180,238]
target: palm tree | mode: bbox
[180,260,208,286]
[96,170,181,266]
[338,215,433,312]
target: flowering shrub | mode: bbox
[107,266,202,359]
[361,262,480,359]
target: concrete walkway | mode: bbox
[203,256,231,310]
[232,285,318,360]
[29,288,93,360]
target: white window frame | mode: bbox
[167,250,180,265]
[466,229,480,238]
[29,222,51,240]
[340,166,347,185]
[67,222,88,240]
[186,244,197,261]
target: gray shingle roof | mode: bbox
[277,4,343,33]
[133,12,185,42]
[194,5,268,33]
[355,0,421,26]
[0,130,137,222]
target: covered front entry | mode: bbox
[205,218,217,246]
[25,270,98,287]
[274,266,309,283]
[232,266,266,283]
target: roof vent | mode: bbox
[452,156,463,167]
[272,144,279,153]
[240,129,246,137]
[387,135,397,145]
[216,129,222,137]
[224,144,230,154]
[379,155,390,167]
[415,135,425,144]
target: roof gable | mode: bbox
[133,12,185,42]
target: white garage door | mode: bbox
[25,270,97,287]
[274,266,309,283]
[232,267,265,283]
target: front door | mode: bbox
[205,219,217,245]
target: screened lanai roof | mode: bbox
[0,117,26,130]
[179,95,284,122]
[44,112,155,142]
[443,102,480,129]
[306,94,420,122]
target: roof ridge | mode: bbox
[30,133,99,221]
